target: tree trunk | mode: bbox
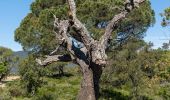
[77,61,102,100]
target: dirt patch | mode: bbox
[0,76,20,88]
[5,76,20,81]
[0,83,5,88]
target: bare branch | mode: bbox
[36,54,72,66]
[50,45,60,55]
[100,0,146,50]
[68,0,94,49]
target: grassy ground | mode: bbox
[1,66,167,100]
[0,67,127,100]
[0,67,82,100]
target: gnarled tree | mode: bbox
[35,0,149,100]
[15,0,154,99]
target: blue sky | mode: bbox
[0,0,33,51]
[144,0,170,49]
[0,0,170,51]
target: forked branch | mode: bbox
[37,0,146,67]
[100,0,146,50]
[68,0,94,50]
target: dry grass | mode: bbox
[0,76,20,88]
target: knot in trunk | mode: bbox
[90,41,107,66]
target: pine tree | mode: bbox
[15,0,154,99]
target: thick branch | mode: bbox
[68,0,94,49]
[100,0,146,50]
[53,15,78,56]
[36,54,72,66]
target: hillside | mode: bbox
[10,51,28,74]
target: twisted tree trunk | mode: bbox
[77,60,102,100]
[36,0,146,100]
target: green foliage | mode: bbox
[15,0,68,54]
[101,40,170,100]
[161,7,170,26]
[19,55,43,95]
[43,62,68,77]
[33,67,81,100]
[0,88,12,100]
[0,63,8,74]
[0,47,13,81]
[8,85,25,97]
[159,85,170,100]
[1,64,170,100]
[0,63,8,82]
[102,39,165,99]
[14,0,156,99]
[77,0,154,40]
[15,0,154,53]
[0,67,81,100]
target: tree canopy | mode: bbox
[14,0,156,100]
[161,7,170,26]
[15,0,154,54]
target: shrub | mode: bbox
[19,55,43,95]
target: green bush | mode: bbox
[0,88,12,100]
[19,55,43,95]
[8,86,24,97]
[0,63,8,81]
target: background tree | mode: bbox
[162,42,170,50]
[101,39,147,99]
[19,55,43,95]
[101,40,170,100]
[15,0,154,99]
[161,7,170,26]
[44,62,68,77]
[0,47,13,82]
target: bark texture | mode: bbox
[36,0,146,100]
[76,59,102,100]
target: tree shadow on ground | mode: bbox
[100,89,152,100]
[100,89,130,100]
[47,73,74,79]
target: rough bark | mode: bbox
[36,54,72,66]
[77,59,102,100]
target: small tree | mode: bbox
[0,47,13,82]
[19,55,43,95]
[162,42,170,50]
[0,63,8,81]
[44,62,67,77]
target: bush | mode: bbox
[0,63,8,81]
[19,55,43,95]
[0,47,13,82]
[8,86,24,97]
[0,88,12,100]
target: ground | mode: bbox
[0,76,20,88]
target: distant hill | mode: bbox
[10,51,28,74]
[13,51,28,59]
